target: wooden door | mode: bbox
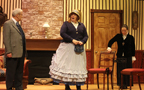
[91,10,123,84]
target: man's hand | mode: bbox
[7,53,12,58]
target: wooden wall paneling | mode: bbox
[142,0,144,49]
[86,50,92,84]
[133,50,144,83]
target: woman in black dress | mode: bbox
[107,24,136,89]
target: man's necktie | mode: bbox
[16,22,26,48]
[16,22,25,37]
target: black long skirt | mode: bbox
[117,57,133,86]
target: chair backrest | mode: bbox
[98,51,115,71]
[0,53,6,68]
[0,55,6,68]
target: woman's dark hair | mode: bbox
[122,24,128,30]
[0,6,3,13]
[69,13,80,20]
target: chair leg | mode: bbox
[103,73,105,90]
[97,73,99,89]
[121,74,123,90]
[111,73,113,89]
[138,76,142,90]
[87,73,89,90]
[107,73,109,90]
[130,75,132,90]
[22,79,28,89]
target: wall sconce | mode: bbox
[43,23,50,39]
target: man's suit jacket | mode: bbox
[3,19,26,58]
[108,33,135,57]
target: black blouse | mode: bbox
[108,34,135,57]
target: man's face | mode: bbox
[16,12,23,21]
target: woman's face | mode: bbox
[121,27,128,35]
[70,14,78,22]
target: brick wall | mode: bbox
[22,0,63,39]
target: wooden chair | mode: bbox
[87,51,115,90]
[121,51,144,90]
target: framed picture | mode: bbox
[132,11,138,30]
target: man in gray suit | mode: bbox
[3,8,26,90]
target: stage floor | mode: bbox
[0,83,143,90]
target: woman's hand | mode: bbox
[107,47,112,53]
[107,49,112,53]
[78,41,83,45]
[72,39,79,45]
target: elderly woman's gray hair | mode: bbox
[122,24,128,30]
[12,8,23,17]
